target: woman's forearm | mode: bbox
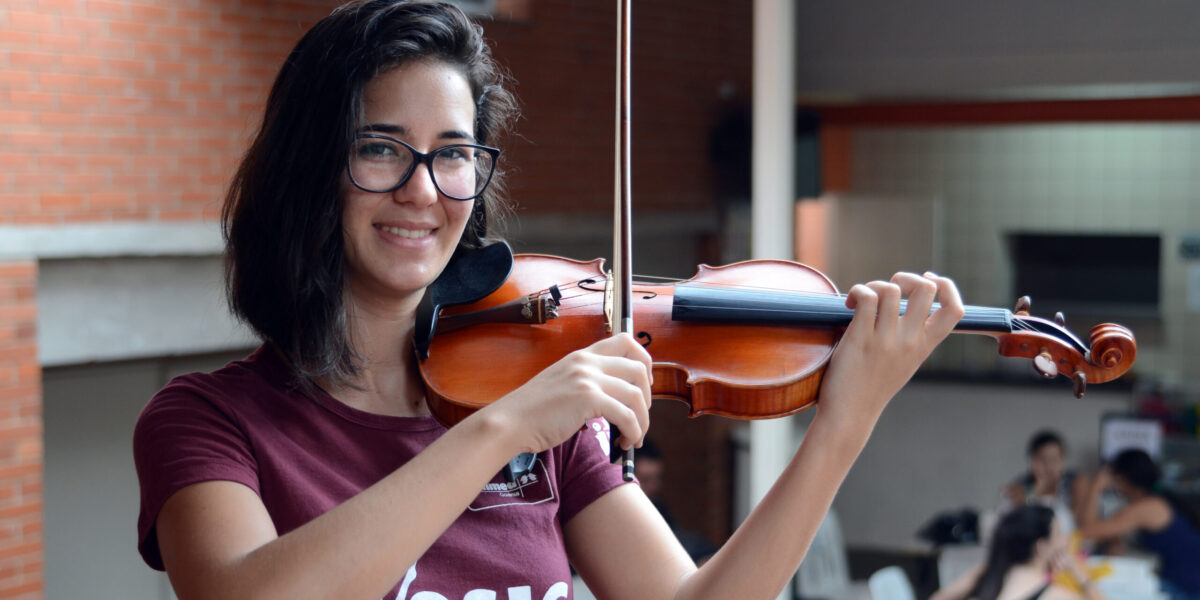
[673,408,877,600]
[1077,477,1105,537]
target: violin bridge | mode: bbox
[603,271,614,333]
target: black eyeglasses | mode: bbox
[347,133,500,201]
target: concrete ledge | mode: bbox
[37,255,257,367]
[0,222,223,260]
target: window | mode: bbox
[1008,233,1160,316]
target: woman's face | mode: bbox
[341,60,477,309]
[1030,442,1065,485]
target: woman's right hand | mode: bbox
[482,333,653,456]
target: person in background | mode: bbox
[1004,430,1088,532]
[1079,449,1200,600]
[634,439,718,564]
[932,505,1104,600]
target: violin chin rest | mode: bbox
[414,241,515,359]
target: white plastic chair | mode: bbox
[793,509,872,599]
[571,574,597,600]
[937,543,985,588]
[868,565,915,600]
[793,509,852,598]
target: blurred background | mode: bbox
[1,0,1198,598]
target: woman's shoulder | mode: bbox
[137,345,296,429]
[1131,494,1175,531]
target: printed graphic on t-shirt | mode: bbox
[589,418,610,457]
[392,562,570,600]
[468,455,554,511]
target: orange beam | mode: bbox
[812,95,1200,126]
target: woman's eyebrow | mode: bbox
[439,129,476,143]
[359,124,475,143]
[361,123,406,135]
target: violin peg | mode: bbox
[1033,350,1058,379]
[1014,295,1032,316]
[1072,370,1087,398]
[1054,311,1066,327]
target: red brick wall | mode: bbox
[0,262,40,599]
[0,0,334,225]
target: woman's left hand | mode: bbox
[816,271,964,426]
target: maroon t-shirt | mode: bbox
[134,345,628,600]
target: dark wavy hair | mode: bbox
[222,0,517,385]
[1110,449,1200,530]
[1027,429,1065,457]
[968,505,1055,600]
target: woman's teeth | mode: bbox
[379,226,432,239]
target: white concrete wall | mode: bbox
[43,351,246,600]
[793,1,1200,99]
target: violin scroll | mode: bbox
[993,310,1136,398]
[1089,322,1136,370]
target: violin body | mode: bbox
[419,253,1138,429]
[420,254,843,427]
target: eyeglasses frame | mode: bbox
[347,132,500,201]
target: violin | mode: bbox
[415,248,1137,430]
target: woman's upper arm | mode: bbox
[156,480,279,599]
[564,484,695,600]
[1078,500,1150,541]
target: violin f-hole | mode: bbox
[637,331,652,348]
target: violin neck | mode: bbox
[671,284,1013,334]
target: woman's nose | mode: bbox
[392,164,439,206]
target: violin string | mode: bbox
[532,269,1044,324]
[550,299,1005,325]
[548,288,1019,328]
[523,275,1029,333]
[507,276,1077,347]
[634,274,1050,331]
[537,271,959,305]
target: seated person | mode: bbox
[1004,430,1088,532]
[932,505,1104,600]
[1078,449,1200,600]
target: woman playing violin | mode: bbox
[133,2,964,599]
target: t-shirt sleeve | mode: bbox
[132,378,261,570]
[556,417,632,525]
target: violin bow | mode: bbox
[611,0,636,481]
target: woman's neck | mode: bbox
[328,290,429,417]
